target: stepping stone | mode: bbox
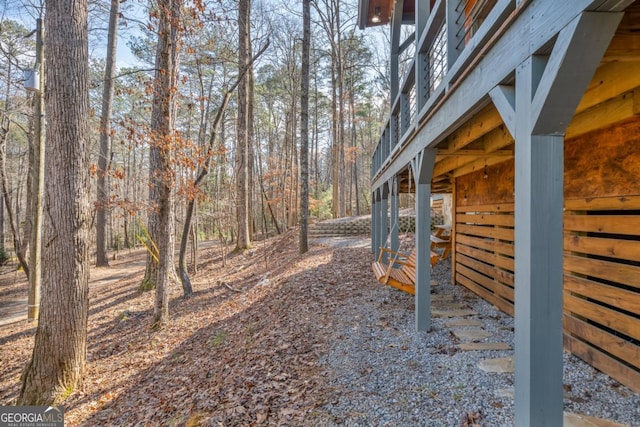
[453,328,493,341]
[432,294,454,302]
[432,302,468,309]
[431,279,438,287]
[458,342,511,351]
[432,309,477,318]
[445,318,482,327]
[564,412,630,427]
[477,356,514,373]
[495,388,514,399]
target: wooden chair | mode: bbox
[371,247,440,295]
[430,234,451,260]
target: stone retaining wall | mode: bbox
[309,214,445,237]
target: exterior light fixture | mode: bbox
[483,164,488,179]
[372,6,382,23]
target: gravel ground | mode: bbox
[312,235,372,249]
[307,257,640,427]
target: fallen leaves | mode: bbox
[460,410,484,427]
[0,230,379,426]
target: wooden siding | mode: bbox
[563,196,640,393]
[454,121,640,392]
[562,120,640,396]
[454,162,516,318]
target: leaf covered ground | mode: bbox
[0,230,375,426]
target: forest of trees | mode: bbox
[0,0,391,403]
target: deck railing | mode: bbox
[371,0,511,180]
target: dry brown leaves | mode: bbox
[0,230,375,426]
[460,410,484,427]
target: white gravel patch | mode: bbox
[312,235,371,249]
[309,258,640,426]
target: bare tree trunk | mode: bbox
[147,0,181,326]
[0,185,4,260]
[179,93,232,295]
[235,0,251,250]
[0,59,29,276]
[0,53,8,261]
[314,0,342,219]
[283,112,291,227]
[330,65,339,218]
[19,0,91,403]
[190,209,197,274]
[96,0,120,267]
[336,4,346,218]
[247,39,255,241]
[299,0,310,253]
[348,77,361,216]
[177,40,269,295]
[313,63,320,199]
[256,137,280,234]
[123,145,131,249]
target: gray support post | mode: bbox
[412,148,436,332]
[380,183,390,263]
[415,0,431,109]
[415,0,430,36]
[371,190,379,254]
[390,177,400,255]
[391,53,399,103]
[390,0,404,102]
[488,12,622,426]
[514,129,564,426]
[514,59,564,422]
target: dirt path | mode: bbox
[0,230,354,424]
[0,240,217,327]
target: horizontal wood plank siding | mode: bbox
[563,195,640,393]
[565,195,640,211]
[564,215,640,235]
[564,334,640,394]
[454,165,516,318]
[455,197,640,393]
[564,293,640,343]
[564,254,640,290]
[563,234,640,262]
[563,315,640,371]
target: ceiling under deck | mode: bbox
[358,0,437,29]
